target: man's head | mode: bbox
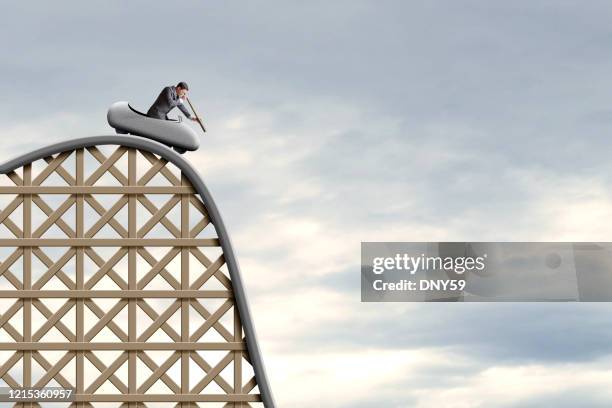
[176,81,189,97]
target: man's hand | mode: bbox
[190,116,199,122]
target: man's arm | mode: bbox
[177,100,193,119]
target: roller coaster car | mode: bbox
[107,101,200,154]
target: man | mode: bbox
[147,82,199,122]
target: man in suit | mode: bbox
[147,82,199,121]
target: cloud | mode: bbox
[266,347,456,408]
[3,2,612,407]
[409,357,612,408]
[266,347,612,408]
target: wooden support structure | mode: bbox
[0,137,274,407]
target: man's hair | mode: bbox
[176,81,189,90]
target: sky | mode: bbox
[1,1,612,407]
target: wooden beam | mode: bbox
[0,290,232,298]
[0,238,219,246]
[0,342,247,350]
[0,186,195,193]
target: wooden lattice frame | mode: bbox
[0,138,274,408]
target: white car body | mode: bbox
[107,101,200,152]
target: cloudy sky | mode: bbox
[2,1,612,407]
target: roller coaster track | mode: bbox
[0,136,275,408]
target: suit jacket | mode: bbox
[146,86,192,120]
